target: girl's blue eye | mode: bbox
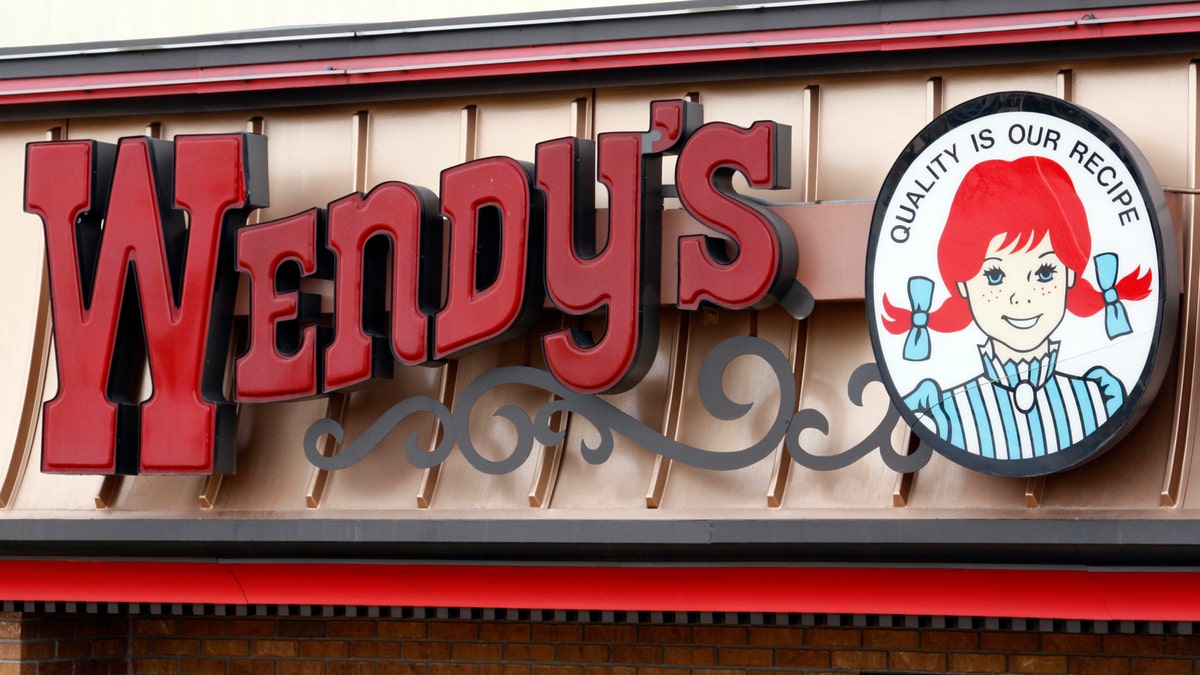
[1036,264,1057,283]
[983,267,1005,285]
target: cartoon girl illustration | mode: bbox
[882,155,1152,460]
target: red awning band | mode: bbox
[2,560,1197,622]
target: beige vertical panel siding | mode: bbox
[816,75,929,201]
[0,122,55,507]
[940,65,1059,111]
[1072,57,1191,189]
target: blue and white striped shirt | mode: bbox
[903,342,1125,460]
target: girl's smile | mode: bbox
[1002,314,1042,330]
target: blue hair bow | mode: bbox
[903,276,934,361]
[1094,252,1132,339]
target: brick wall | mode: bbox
[2,612,1200,674]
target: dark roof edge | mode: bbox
[2,517,1199,566]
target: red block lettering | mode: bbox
[676,121,800,311]
[26,134,265,474]
[236,209,327,401]
[434,157,543,359]
[323,183,442,390]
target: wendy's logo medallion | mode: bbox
[867,92,1178,477]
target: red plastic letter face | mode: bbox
[434,157,544,359]
[236,209,328,401]
[676,121,803,313]
[26,134,266,474]
[323,182,443,391]
[537,100,700,393]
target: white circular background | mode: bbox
[871,111,1161,433]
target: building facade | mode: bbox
[3,1,1200,673]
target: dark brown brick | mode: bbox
[921,630,979,650]
[228,661,276,675]
[832,649,887,670]
[93,638,127,658]
[948,652,1007,673]
[583,626,637,644]
[981,631,1040,652]
[479,666,528,675]
[636,669,689,675]
[22,640,53,660]
[328,620,376,639]
[891,650,948,672]
[1103,634,1164,655]
[228,620,275,638]
[300,641,349,658]
[252,639,299,657]
[279,661,326,675]
[1069,656,1131,675]
[37,662,74,675]
[662,646,715,665]
[378,621,426,640]
[691,627,746,646]
[533,668,583,675]
[1009,654,1069,674]
[610,645,661,664]
[401,641,451,660]
[378,664,425,675]
[77,618,129,638]
[429,622,478,641]
[279,621,326,639]
[133,619,178,636]
[556,644,609,662]
[805,628,861,648]
[202,639,248,657]
[1165,635,1200,656]
[864,624,916,648]
[156,640,201,657]
[130,658,175,672]
[351,640,400,659]
[505,643,556,661]
[176,620,227,637]
[33,621,75,639]
[427,665,475,675]
[452,642,503,661]
[636,626,689,645]
[328,662,376,675]
[746,626,802,647]
[1132,657,1193,675]
[1041,632,1102,653]
[774,648,830,669]
[478,623,529,642]
[533,624,584,643]
[182,660,228,675]
[54,640,92,659]
[717,647,771,667]
[582,668,635,675]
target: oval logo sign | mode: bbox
[866,91,1178,476]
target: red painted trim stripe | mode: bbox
[2,5,1200,105]
[2,561,1199,621]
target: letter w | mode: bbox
[25,134,267,474]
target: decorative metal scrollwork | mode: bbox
[304,336,932,474]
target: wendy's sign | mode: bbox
[25,100,812,475]
[867,92,1178,477]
